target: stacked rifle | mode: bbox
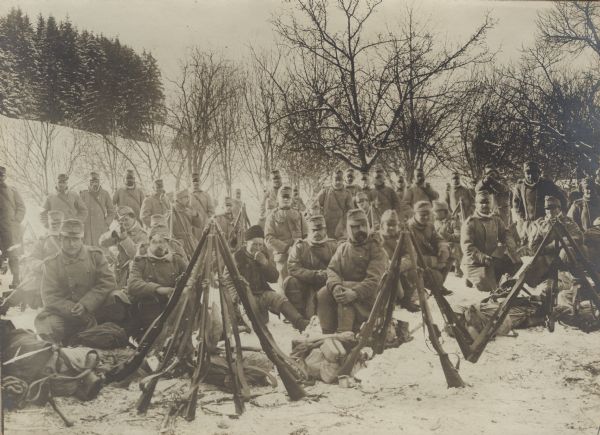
[104,219,305,426]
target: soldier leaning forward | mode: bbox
[99,206,148,288]
[34,219,121,345]
[461,191,521,292]
[283,215,338,319]
[127,226,188,339]
[317,209,388,333]
[223,225,309,332]
[265,185,308,287]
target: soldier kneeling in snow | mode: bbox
[34,219,118,345]
[317,209,387,333]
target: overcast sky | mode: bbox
[1,0,553,81]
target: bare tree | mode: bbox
[167,50,233,187]
[0,118,86,203]
[270,0,493,172]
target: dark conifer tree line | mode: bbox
[0,8,164,139]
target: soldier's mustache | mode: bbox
[352,231,368,243]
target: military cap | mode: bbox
[224,196,233,206]
[347,208,368,223]
[308,214,326,230]
[154,178,164,187]
[117,206,136,218]
[270,169,281,178]
[126,169,135,178]
[149,225,169,240]
[57,173,68,182]
[245,225,264,240]
[176,188,189,200]
[90,172,100,181]
[60,219,84,237]
[278,185,293,197]
[191,172,200,182]
[0,166,6,176]
[48,210,65,224]
[432,200,449,212]
[380,209,399,223]
[475,190,491,202]
[150,214,167,227]
[355,191,369,202]
[523,161,539,171]
[544,195,561,209]
[413,200,432,212]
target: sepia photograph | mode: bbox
[0,0,599,434]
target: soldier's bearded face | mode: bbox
[416,172,425,184]
[119,215,135,230]
[90,180,100,192]
[125,177,135,187]
[345,173,354,185]
[397,179,405,191]
[57,181,68,193]
[374,175,384,187]
[348,222,368,243]
[279,194,292,208]
[332,177,344,189]
[246,238,264,255]
[476,199,491,215]
[415,210,431,225]
[545,205,560,219]
[524,168,539,184]
[381,220,398,237]
[357,196,369,212]
[310,227,327,242]
[61,235,83,256]
[452,176,460,186]
[149,235,169,257]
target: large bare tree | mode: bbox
[271,0,493,172]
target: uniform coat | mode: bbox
[285,238,338,316]
[80,188,114,246]
[475,176,510,225]
[113,186,145,222]
[513,178,567,222]
[461,212,518,292]
[316,187,354,240]
[169,204,202,257]
[403,183,439,207]
[265,207,308,283]
[140,193,170,228]
[445,185,474,217]
[41,190,87,228]
[191,189,214,238]
[568,197,600,232]
[0,183,25,246]
[369,185,399,222]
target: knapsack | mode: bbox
[68,322,129,349]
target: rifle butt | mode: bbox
[183,387,199,421]
[136,379,158,414]
[276,362,306,401]
[438,353,465,388]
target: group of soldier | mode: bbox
[1,159,600,345]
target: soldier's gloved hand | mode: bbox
[156,286,174,296]
[71,302,86,317]
[335,288,358,305]
[254,251,268,266]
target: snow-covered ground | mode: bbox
[3,273,600,435]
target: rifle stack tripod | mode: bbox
[104,219,305,426]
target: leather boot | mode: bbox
[280,301,309,332]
